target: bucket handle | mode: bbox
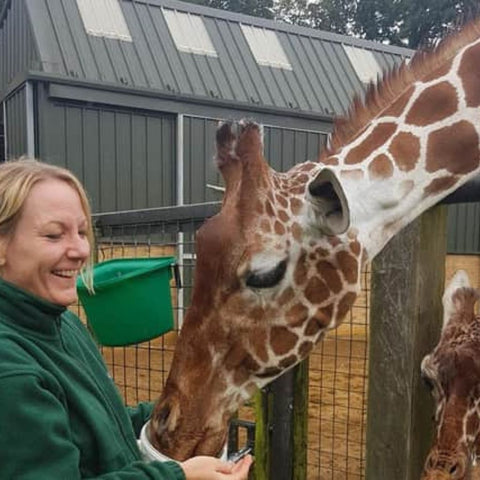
[172,263,182,289]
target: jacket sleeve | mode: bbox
[127,401,155,437]
[0,372,185,480]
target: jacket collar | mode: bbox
[0,278,66,335]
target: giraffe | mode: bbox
[149,19,480,461]
[421,270,480,480]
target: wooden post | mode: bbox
[366,206,447,479]
[254,360,309,480]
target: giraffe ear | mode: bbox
[306,169,350,235]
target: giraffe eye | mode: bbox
[246,260,287,289]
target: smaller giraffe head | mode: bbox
[421,271,480,480]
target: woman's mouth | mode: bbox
[52,269,79,278]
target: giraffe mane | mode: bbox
[321,17,480,159]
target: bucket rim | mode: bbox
[77,256,176,292]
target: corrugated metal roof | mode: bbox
[20,0,412,116]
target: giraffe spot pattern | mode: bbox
[248,329,269,362]
[261,219,271,233]
[274,221,285,235]
[426,121,480,174]
[458,42,480,108]
[335,251,359,284]
[278,210,289,223]
[298,341,314,358]
[389,131,420,172]
[304,276,330,304]
[317,260,343,293]
[249,306,265,322]
[291,222,303,241]
[322,156,339,166]
[424,176,458,197]
[294,252,308,286]
[305,310,330,336]
[290,197,303,215]
[368,154,394,179]
[345,123,397,165]
[286,303,309,327]
[406,81,458,126]
[277,287,295,306]
[265,200,275,217]
[350,240,361,256]
[279,354,298,369]
[276,194,288,208]
[270,327,299,355]
[336,292,357,323]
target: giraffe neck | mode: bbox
[323,35,480,260]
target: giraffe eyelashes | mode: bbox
[245,259,287,289]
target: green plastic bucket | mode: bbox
[77,257,177,346]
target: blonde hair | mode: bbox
[0,158,95,292]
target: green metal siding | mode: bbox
[4,86,27,158]
[264,126,327,171]
[183,116,328,204]
[37,88,176,213]
[183,116,220,205]
[0,0,38,95]
[447,203,480,254]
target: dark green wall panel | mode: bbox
[37,90,176,213]
[5,86,27,158]
[0,0,38,95]
[183,117,328,204]
[447,203,480,254]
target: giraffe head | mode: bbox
[421,271,480,480]
[151,19,480,460]
[150,121,362,460]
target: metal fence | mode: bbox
[79,202,370,480]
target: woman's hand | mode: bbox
[181,454,253,480]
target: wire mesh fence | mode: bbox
[75,204,370,479]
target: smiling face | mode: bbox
[0,178,90,306]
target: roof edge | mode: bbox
[134,0,414,56]
[10,70,335,125]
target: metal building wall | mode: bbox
[183,116,328,204]
[0,0,38,94]
[447,203,480,254]
[4,86,27,158]
[36,88,176,213]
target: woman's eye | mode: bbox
[45,233,61,240]
[246,259,287,289]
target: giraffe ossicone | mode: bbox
[150,19,480,461]
[421,271,480,480]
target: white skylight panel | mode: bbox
[343,45,384,84]
[76,0,132,42]
[241,24,292,70]
[163,9,218,57]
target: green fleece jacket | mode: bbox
[0,278,185,480]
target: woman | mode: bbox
[0,159,252,479]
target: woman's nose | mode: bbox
[67,235,90,259]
